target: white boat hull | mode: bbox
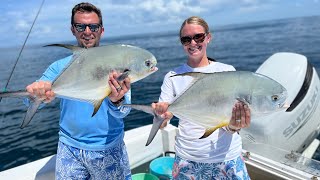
[0,124,319,180]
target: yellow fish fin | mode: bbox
[105,87,112,96]
[91,88,112,117]
[92,99,104,117]
[199,122,229,139]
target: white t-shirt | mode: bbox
[159,61,242,163]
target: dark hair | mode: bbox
[71,2,103,26]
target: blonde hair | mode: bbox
[179,16,210,37]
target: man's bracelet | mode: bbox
[111,96,125,107]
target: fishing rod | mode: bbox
[0,0,46,102]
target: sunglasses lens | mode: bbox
[74,24,100,32]
[180,33,206,45]
[194,33,206,43]
[180,36,192,45]
[74,24,86,32]
[88,24,100,32]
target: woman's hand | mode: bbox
[151,102,173,129]
[229,101,251,131]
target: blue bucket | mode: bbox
[149,156,174,180]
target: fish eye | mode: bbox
[271,95,279,101]
[145,60,151,67]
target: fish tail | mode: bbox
[0,89,41,128]
[146,114,164,146]
[21,98,42,128]
[123,104,164,146]
[123,104,154,115]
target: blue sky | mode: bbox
[1,0,320,48]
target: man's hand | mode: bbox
[229,101,251,130]
[26,81,55,103]
[108,71,131,103]
[151,102,173,129]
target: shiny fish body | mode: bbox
[168,71,288,129]
[126,71,288,146]
[0,44,158,128]
[52,44,157,105]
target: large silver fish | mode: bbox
[126,71,289,146]
[0,44,158,128]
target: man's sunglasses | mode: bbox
[180,33,206,45]
[73,23,101,32]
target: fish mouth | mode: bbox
[151,66,158,72]
[282,102,290,109]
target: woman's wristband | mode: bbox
[225,125,241,134]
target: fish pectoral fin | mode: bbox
[236,96,251,105]
[92,100,104,117]
[146,114,164,146]
[116,70,130,81]
[20,98,42,129]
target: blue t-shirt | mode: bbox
[40,55,131,151]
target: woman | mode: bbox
[152,16,251,179]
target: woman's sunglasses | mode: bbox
[180,33,206,45]
[73,23,101,32]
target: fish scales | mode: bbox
[0,44,158,128]
[169,71,287,128]
[52,44,156,101]
[123,71,288,146]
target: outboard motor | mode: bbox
[240,52,320,156]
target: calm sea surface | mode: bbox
[1,16,320,171]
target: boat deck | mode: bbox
[0,124,319,180]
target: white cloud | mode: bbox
[237,3,270,13]
[16,20,30,30]
[139,0,204,14]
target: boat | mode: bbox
[1,52,320,180]
[1,124,319,180]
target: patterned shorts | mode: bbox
[55,141,131,180]
[172,155,250,180]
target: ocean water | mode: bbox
[1,16,320,171]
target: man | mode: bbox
[26,3,132,179]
